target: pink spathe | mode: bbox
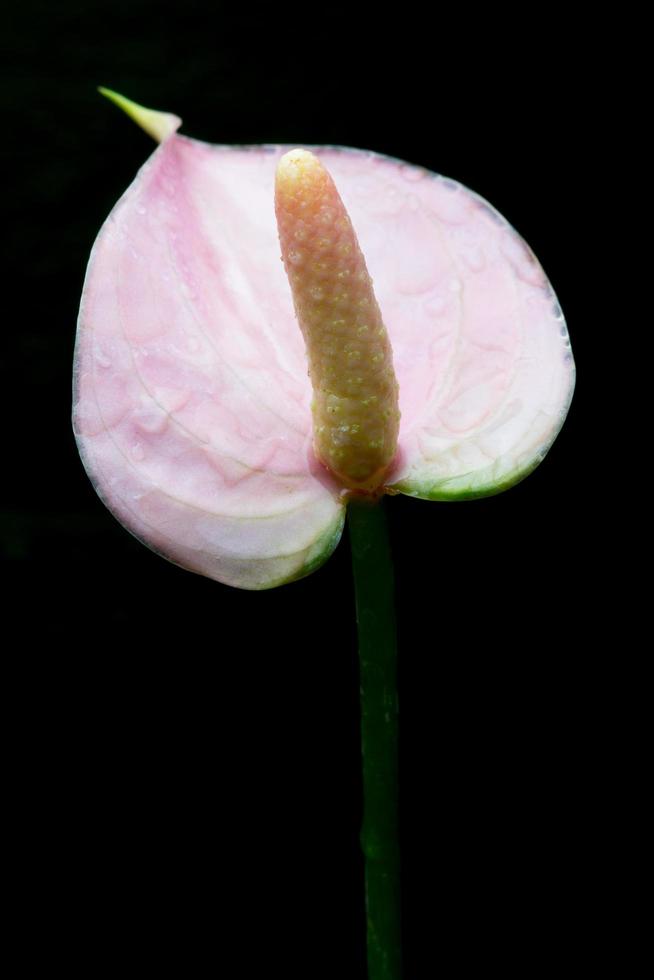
[73,116,574,589]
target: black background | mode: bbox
[3,2,614,976]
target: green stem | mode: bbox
[347,497,401,980]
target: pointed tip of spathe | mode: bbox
[97,87,181,143]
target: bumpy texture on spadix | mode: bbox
[275,149,400,490]
[73,93,575,589]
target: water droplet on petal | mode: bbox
[134,406,167,435]
[386,186,404,213]
[401,163,427,182]
[461,246,485,272]
[94,347,112,369]
[424,296,446,317]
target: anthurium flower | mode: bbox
[73,91,575,590]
